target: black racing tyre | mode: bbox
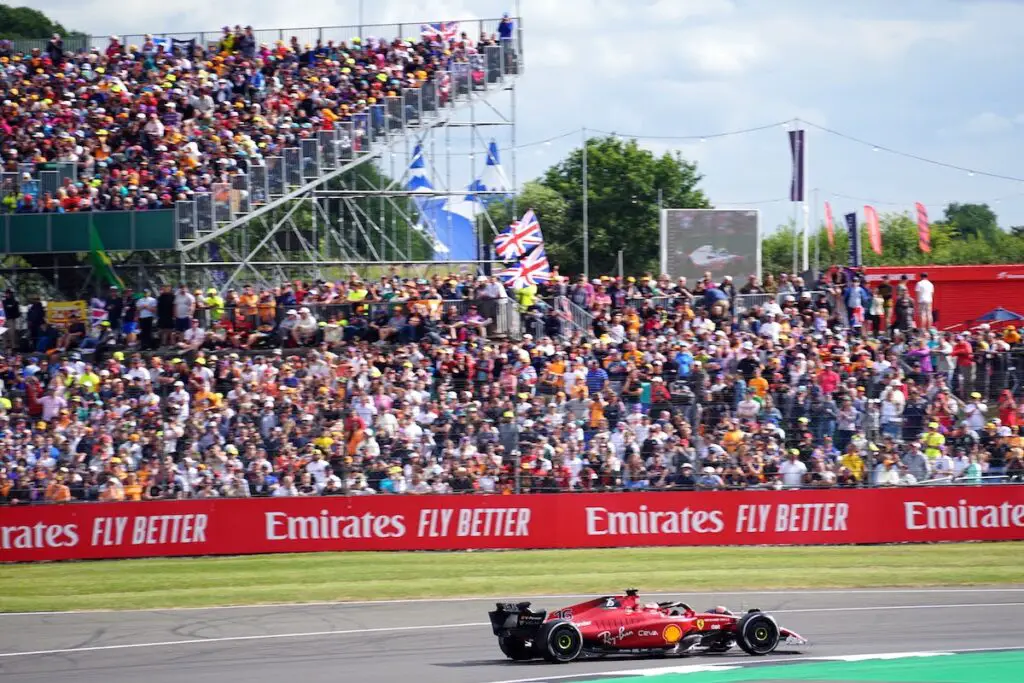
[537,620,583,663]
[736,612,780,656]
[498,636,534,661]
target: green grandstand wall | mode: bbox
[0,211,176,254]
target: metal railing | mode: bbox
[187,297,521,339]
[6,18,522,61]
[7,475,1021,504]
[733,290,828,314]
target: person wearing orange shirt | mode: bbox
[123,473,144,501]
[45,474,72,503]
[748,367,769,399]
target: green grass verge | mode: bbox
[1,542,1020,613]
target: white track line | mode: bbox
[773,601,1024,614]
[485,648,1024,683]
[1,601,1023,659]
[0,621,486,659]
[4,587,1024,617]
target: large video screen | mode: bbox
[661,209,760,282]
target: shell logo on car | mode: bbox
[662,624,683,643]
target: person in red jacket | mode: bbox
[950,335,975,397]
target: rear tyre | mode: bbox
[537,620,583,663]
[736,612,780,656]
[498,636,534,661]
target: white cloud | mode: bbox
[963,112,1015,136]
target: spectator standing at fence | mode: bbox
[2,289,19,353]
[880,382,905,438]
[137,289,157,350]
[156,285,175,347]
[915,273,934,329]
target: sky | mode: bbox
[31,0,1024,234]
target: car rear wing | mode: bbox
[488,601,547,637]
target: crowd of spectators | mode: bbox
[2,262,1023,505]
[0,16,518,214]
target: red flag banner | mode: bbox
[864,205,882,255]
[915,202,931,253]
[824,201,835,248]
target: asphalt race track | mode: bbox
[1,588,1023,683]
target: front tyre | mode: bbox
[498,636,534,661]
[537,620,583,663]
[736,613,780,656]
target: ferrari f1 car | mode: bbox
[488,589,808,663]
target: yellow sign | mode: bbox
[662,624,683,643]
[696,619,705,630]
[46,301,87,326]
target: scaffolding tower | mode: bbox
[169,17,523,291]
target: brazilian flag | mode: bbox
[88,219,125,290]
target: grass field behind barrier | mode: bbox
[1,542,1021,613]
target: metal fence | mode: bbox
[190,296,521,339]
[8,475,1020,504]
[8,18,522,61]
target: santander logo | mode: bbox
[996,272,1024,280]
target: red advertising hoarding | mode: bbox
[862,264,1024,329]
[2,487,1023,563]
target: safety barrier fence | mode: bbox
[2,486,1021,562]
[7,18,522,60]
[188,297,520,338]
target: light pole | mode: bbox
[582,127,589,280]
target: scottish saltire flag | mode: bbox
[494,209,543,259]
[421,22,460,43]
[466,141,512,207]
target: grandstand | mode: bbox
[0,17,522,297]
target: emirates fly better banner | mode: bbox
[2,488,1024,562]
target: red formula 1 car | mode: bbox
[488,589,808,663]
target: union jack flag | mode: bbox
[493,209,543,260]
[496,265,522,286]
[505,246,551,288]
[421,22,460,43]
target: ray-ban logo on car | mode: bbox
[598,627,634,645]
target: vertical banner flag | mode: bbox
[788,129,805,202]
[88,218,125,290]
[824,201,835,248]
[915,202,932,253]
[845,212,861,267]
[864,205,882,255]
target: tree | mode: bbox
[491,136,710,276]
[943,202,999,242]
[0,4,83,40]
[761,205,1024,274]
